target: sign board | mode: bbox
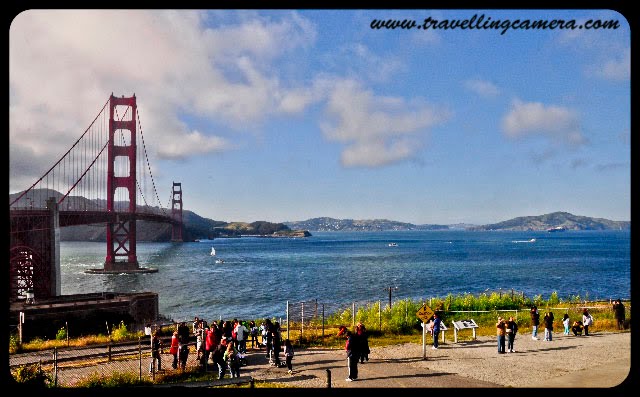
[422,320,448,331]
[453,319,479,330]
[416,304,434,323]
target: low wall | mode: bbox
[9,292,159,341]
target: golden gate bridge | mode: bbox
[9,94,184,303]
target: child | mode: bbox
[224,343,241,378]
[562,314,570,335]
[284,339,295,374]
[572,320,584,336]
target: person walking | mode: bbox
[356,322,371,361]
[543,311,554,341]
[345,330,359,381]
[613,299,625,330]
[203,323,218,369]
[264,319,274,362]
[530,306,540,340]
[249,320,259,349]
[149,331,162,373]
[234,320,248,354]
[212,343,227,379]
[505,316,518,353]
[272,322,283,367]
[562,314,571,335]
[582,309,593,336]
[260,321,268,348]
[283,339,295,374]
[224,342,241,378]
[194,320,205,362]
[496,316,506,354]
[169,330,179,369]
[431,314,442,350]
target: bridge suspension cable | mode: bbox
[10,94,170,217]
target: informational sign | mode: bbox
[453,319,479,330]
[416,304,434,323]
[452,319,479,343]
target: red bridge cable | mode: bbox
[136,108,167,216]
[58,141,109,205]
[9,96,111,207]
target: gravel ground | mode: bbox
[241,331,631,388]
[47,331,631,389]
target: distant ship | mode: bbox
[547,226,566,232]
[210,247,216,256]
[388,242,398,247]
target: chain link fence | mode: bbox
[10,299,630,387]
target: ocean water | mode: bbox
[59,230,630,322]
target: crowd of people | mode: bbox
[149,316,299,379]
[148,300,627,383]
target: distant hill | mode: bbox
[284,217,449,232]
[467,212,630,231]
[9,189,310,241]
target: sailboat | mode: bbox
[210,247,216,256]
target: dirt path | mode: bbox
[38,331,631,388]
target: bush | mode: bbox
[12,363,52,387]
[56,326,67,341]
[110,321,130,341]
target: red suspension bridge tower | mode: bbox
[104,94,140,271]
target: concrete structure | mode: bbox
[9,292,159,341]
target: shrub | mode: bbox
[56,326,67,341]
[12,363,52,387]
[110,321,130,341]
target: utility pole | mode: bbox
[385,286,399,309]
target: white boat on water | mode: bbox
[529,238,536,242]
[210,247,216,256]
[215,259,224,264]
[388,242,398,247]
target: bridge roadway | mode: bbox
[10,209,178,228]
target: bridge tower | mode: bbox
[104,94,139,271]
[171,182,184,242]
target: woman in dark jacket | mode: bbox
[530,306,540,340]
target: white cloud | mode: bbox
[593,49,630,81]
[320,79,448,167]
[334,43,406,83]
[9,10,319,189]
[501,99,587,147]
[464,79,500,97]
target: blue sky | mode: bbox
[9,9,630,225]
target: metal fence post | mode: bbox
[52,350,57,387]
[352,302,355,328]
[138,337,142,381]
[378,300,382,331]
[108,341,112,361]
[322,304,325,342]
[326,369,331,388]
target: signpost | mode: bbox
[416,304,434,360]
[452,319,479,342]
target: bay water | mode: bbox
[59,230,630,322]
